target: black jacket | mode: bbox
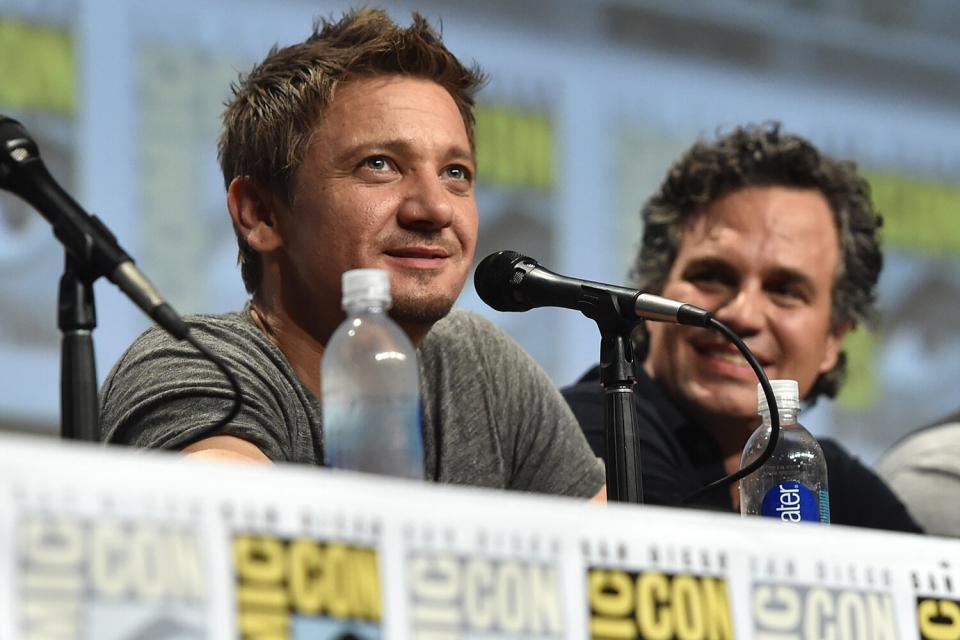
[563,365,923,533]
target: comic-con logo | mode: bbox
[19,516,206,639]
[752,584,896,639]
[408,552,564,638]
[587,568,733,640]
[918,597,960,640]
[234,535,381,639]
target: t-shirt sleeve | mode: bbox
[821,439,924,533]
[99,321,293,461]
[467,315,605,498]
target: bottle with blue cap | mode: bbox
[739,379,830,523]
[321,268,424,479]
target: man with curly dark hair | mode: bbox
[563,123,920,530]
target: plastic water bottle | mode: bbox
[739,380,830,523]
[321,269,424,479]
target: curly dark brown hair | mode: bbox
[632,122,883,402]
[218,8,486,293]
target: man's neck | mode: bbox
[395,320,433,347]
[250,293,434,400]
[249,298,328,399]
[698,413,755,458]
[684,405,755,513]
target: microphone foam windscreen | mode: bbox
[474,250,527,312]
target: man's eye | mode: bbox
[362,156,392,171]
[770,284,807,303]
[689,272,727,286]
[443,165,472,181]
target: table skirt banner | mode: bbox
[0,434,955,639]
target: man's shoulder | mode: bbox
[816,437,860,465]
[427,308,498,336]
[560,365,602,399]
[817,436,886,485]
[132,308,251,342]
[561,365,669,407]
[104,308,278,389]
[422,309,513,354]
[879,421,960,469]
[119,309,260,361]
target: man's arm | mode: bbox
[182,435,272,463]
[100,318,296,461]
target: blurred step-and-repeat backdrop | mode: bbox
[2,0,959,462]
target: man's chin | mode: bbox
[683,383,758,425]
[389,296,456,326]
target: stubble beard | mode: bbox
[390,295,457,325]
[388,273,461,326]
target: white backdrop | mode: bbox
[1,0,959,462]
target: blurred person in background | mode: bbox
[877,411,960,536]
[100,8,605,501]
[563,123,920,529]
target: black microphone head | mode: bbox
[0,116,40,188]
[474,250,537,312]
[0,115,24,136]
[0,116,32,149]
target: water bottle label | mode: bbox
[818,489,831,523]
[760,481,821,523]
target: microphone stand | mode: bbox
[584,295,644,504]
[58,251,100,441]
[599,331,643,504]
[1,117,242,446]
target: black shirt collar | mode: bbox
[581,364,733,510]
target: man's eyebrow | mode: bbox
[765,266,816,291]
[334,139,475,165]
[681,256,737,276]
[681,256,816,290]
[444,145,475,165]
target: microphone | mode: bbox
[0,115,188,339]
[474,250,712,327]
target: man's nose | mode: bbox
[713,284,765,337]
[397,171,455,230]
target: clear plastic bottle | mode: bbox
[739,380,830,523]
[321,269,424,479]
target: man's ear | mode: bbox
[226,177,283,252]
[819,320,853,375]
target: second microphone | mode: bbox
[474,250,713,327]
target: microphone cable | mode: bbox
[2,115,244,447]
[679,316,780,505]
[100,325,245,449]
[177,331,244,448]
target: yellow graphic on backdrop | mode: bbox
[918,597,960,640]
[870,173,960,255]
[233,535,381,639]
[587,569,733,640]
[474,104,554,191]
[0,19,75,113]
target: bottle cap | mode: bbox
[757,379,799,414]
[341,268,391,309]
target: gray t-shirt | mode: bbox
[100,308,604,497]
